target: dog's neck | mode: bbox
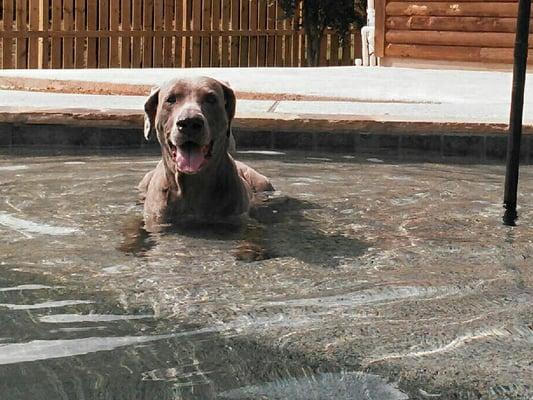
[176,152,232,194]
[161,151,248,218]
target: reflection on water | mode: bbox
[0,148,398,400]
[0,211,80,236]
[0,271,408,400]
[119,194,368,267]
[39,313,154,323]
[0,299,93,310]
[0,284,59,291]
[219,371,408,400]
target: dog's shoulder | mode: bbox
[137,160,167,203]
[234,159,274,193]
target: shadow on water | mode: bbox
[119,195,368,267]
[0,269,407,400]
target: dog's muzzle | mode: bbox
[166,112,214,174]
[168,139,214,174]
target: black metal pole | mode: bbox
[503,0,532,226]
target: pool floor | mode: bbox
[0,150,532,399]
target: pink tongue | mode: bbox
[175,145,205,173]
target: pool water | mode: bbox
[0,150,531,399]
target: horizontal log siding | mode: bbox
[377,0,530,65]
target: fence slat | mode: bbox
[63,0,74,68]
[220,0,230,66]
[211,0,220,66]
[87,0,97,67]
[174,0,184,67]
[51,0,62,67]
[39,0,50,68]
[248,0,257,66]
[291,0,299,67]
[109,0,120,67]
[275,1,283,66]
[184,0,192,67]
[163,0,174,67]
[230,0,239,65]
[302,35,308,66]
[153,0,164,67]
[15,0,28,68]
[290,0,300,67]
[143,0,154,67]
[353,31,361,62]
[282,7,291,66]
[342,34,352,65]
[257,0,266,66]
[319,32,327,66]
[121,0,132,67]
[330,33,339,66]
[132,0,142,67]
[2,0,14,69]
[99,0,110,67]
[4,0,14,69]
[1,14,3,69]
[74,0,85,67]
[28,0,40,68]
[201,0,211,66]
[191,0,201,66]
[266,0,275,66]
[239,0,249,66]
[300,1,306,66]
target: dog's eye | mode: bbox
[204,93,217,105]
[166,95,177,104]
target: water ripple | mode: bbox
[0,300,94,310]
[0,212,80,236]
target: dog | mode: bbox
[139,76,273,227]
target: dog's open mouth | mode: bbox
[168,140,213,174]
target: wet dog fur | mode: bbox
[139,76,273,227]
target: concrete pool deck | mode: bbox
[3,67,533,160]
[2,67,533,129]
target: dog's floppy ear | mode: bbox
[219,81,236,138]
[143,86,160,141]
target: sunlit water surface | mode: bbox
[0,150,531,399]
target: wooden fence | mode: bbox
[0,0,362,69]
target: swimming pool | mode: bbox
[0,149,531,399]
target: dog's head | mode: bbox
[144,77,236,175]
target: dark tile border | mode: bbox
[1,123,150,149]
[273,131,316,150]
[233,130,273,149]
[442,134,484,158]
[1,123,532,163]
[0,124,13,146]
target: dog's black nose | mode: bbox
[176,116,204,135]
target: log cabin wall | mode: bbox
[375,0,529,68]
